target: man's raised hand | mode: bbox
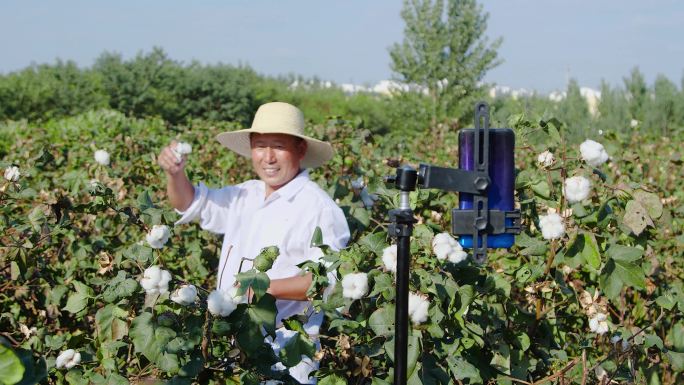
[159,140,188,176]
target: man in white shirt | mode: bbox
[158,102,350,383]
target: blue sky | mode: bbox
[1,0,683,93]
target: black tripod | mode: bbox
[386,102,521,384]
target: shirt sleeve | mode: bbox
[174,182,241,234]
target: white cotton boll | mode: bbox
[579,139,609,167]
[630,119,639,128]
[94,149,110,166]
[341,272,368,300]
[447,248,468,264]
[146,225,171,249]
[171,284,197,305]
[140,265,172,295]
[564,176,592,203]
[172,142,192,163]
[381,245,397,273]
[432,232,465,263]
[55,349,81,369]
[408,292,430,325]
[538,213,565,240]
[207,289,238,317]
[4,166,20,182]
[589,312,609,335]
[537,150,555,168]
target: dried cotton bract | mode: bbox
[381,245,397,273]
[94,149,111,166]
[56,349,81,369]
[4,166,20,182]
[207,287,244,317]
[538,213,565,240]
[170,284,198,305]
[432,232,468,263]
[146,225,171,249]
[564,176,591,203]
[579,139,609,167]
[408,292,429,324]
[341,272,368,300]
[537,150,555,168]
[140,265,172,295]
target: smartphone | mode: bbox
[457,128,515,249]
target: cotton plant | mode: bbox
[207,286,244,317]
[350,176,378,208]
[146,225,171,249]
[4,166,20,182]
[140,265,172,295]
[170,284,198,306]
[408,292,429,325]
[579,139,609,167]
[172,141,192,163]
[94,149,110,166]
[432,232,468,263]
[55,349,81,369]
[341,272,368,300]
[564,175,591,203]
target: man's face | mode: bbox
[250,133,307,196]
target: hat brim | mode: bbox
[215,128,334,169]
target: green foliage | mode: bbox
[389,0,502,127]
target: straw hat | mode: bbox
[216,102,333,169]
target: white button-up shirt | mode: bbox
[175,170,350,325]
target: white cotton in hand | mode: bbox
[564,176,591,203]
[341,272,368,300]
[172,142,192,163]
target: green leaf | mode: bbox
[565,232,601,269]
[530,180,550,199]
[644,334,664,350]
[247,294,277,337]
[446,356,482,383]
[667,351,684,372]
[310,226,324,248]
[607,244,644,262]
[0,344,24,385]
[359,231,388,257]
[95,304,129,341]
[279,332,315,367]
[319,374,347,385]
[369,305,395,337]
[63,293,88,314]
[130,312,180,374]
[235,270,270,299]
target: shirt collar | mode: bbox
[265,169,309,201]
